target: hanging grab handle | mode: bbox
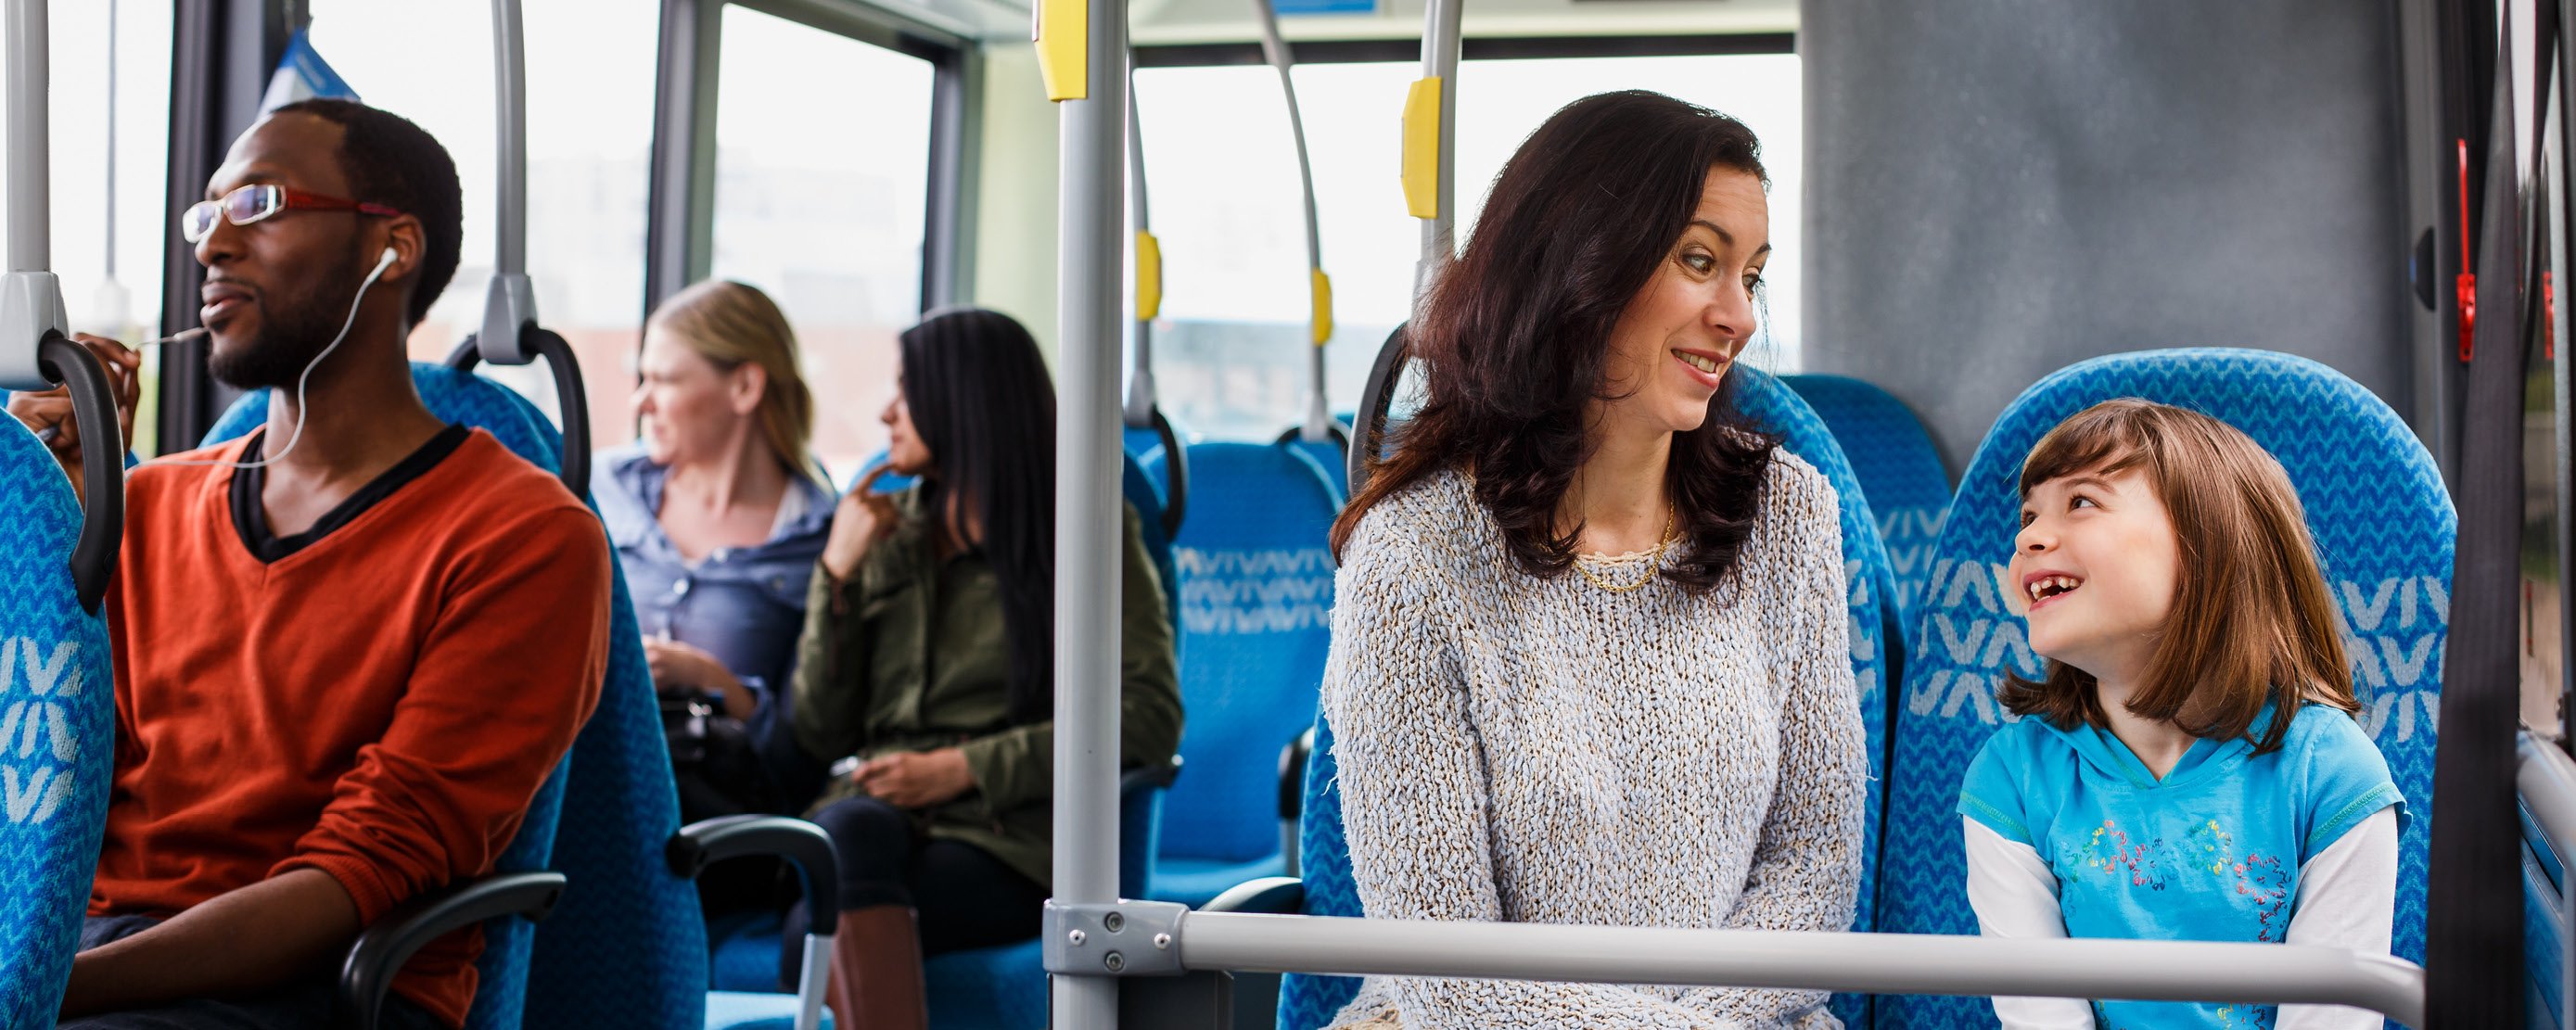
[1400,77,1443,221]
[39,333,122,613]
[1036,0,1089,101]
[445,326,593,501]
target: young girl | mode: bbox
[1958,399,2405,1030]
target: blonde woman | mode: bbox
[593,279,835,824]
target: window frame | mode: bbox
[644,0,974,324]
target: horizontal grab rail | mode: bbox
[1177,912,2426,1026]
[2522,733,2576,857]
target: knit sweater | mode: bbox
[1321,456,1868,1030]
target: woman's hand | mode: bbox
[852,747,973,808]
[820,465,900,582]
[643,638,757,718]
[6,333,141,502]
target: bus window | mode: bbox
[304,0,658,451]
[1132,49,1800,442]
[2526,75,2569,745]
[0,0,175,454]
[708,4,937,485]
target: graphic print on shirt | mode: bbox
[0,636,83,823]
[2061,817,2293,945]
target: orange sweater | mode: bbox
[91,429,609,1029]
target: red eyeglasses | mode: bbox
[181,184,402,243]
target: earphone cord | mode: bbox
[144,253,394,471]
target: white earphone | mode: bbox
[146,245,403,470]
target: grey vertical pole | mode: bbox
[8,0,50,275]
[1414,0,1460,300]
[105,0,118,281]
[478,0,540,364]
[1052,0,1129,1020]
[0,0,68,390]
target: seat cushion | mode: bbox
[1873,348,2452,1029]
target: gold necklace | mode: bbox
[1574,508,1677,593]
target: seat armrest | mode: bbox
[1126,755,1183,796]
[1278,729,1312,820]
[336,871,567,1030]
[1204,876,1305,915]
[668,815,841,917]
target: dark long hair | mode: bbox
[899,309,1058,724]
[1331,90,1778,592]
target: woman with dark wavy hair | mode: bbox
[1321,90,1868,1029]
[775,308,1180,1030]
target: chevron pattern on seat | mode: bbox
[1782,374,1952,646]
[0,420,116,1029]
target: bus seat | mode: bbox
[1871,349,2451,1029]
[1261,370,1905,1030]
[1781,374,1952,645]
[1150,440,1342,909]
[0,413,117,1028]
[2522,798,2566,1029]
[1732,367,1901,1029]
[208,364,575,1030]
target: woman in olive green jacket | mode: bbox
[781,308,1181,1030]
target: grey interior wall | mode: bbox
[1802,0,2414,475]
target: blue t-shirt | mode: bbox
[1958,701,2405,1029]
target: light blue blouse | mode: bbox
[591,441,836,706]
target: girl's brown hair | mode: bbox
[647,279,821,484]
[1329,91,1777,592]
[2000,399,2355,753]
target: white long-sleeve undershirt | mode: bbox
[1961,807,2399,1030]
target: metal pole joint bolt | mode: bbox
[1043,900,1189,977]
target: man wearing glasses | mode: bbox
[6,100,608,1030]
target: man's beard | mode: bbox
[208,250,367,390]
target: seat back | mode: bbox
[2524,796,2568,1030]
[1872,349,2452,1028]
[1155,441,1340,879]
[1275,373,1902,1030]
[0,421,117,1028]
[1782,374,1951,642]
[1731,370,1900,1027]
[210,365,579,1030]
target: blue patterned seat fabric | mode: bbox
[1277,371,1899,1030]
[0,417,116,1028]
[1782,375,1952,650]
[208,365,576,1030]
[2522,805,2565,1030]
[1147,440,1342,909]
[1871,349,2452,1029]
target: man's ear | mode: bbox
[377,215,427,286]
